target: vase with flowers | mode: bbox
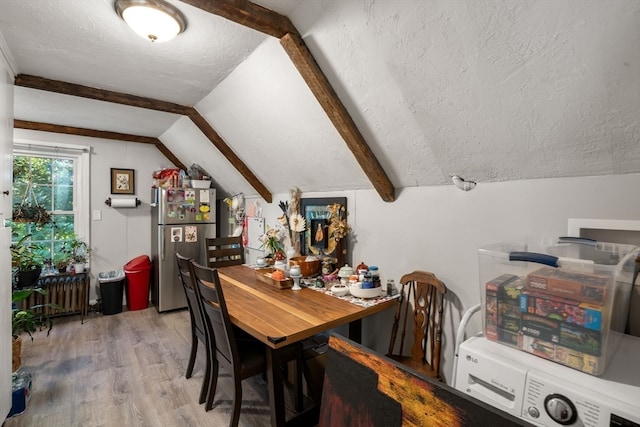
[258,225,286,262]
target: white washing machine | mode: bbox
[454,333,640,426]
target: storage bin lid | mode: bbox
[124,255,151,272]
[479,237,638,275]
[97,270,125,282]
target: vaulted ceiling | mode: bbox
[1,0,639,202]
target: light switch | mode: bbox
[92,210,102,221]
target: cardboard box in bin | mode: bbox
[479,236,638,375]
[526,266,609,303]
[520,291,604,331]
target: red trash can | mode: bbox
[124,255,152,311]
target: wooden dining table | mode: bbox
[216,264,398,427]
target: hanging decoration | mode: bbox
[12,170,52,225]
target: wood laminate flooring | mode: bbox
[4,307,294,426]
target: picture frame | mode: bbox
[299,197,348,267]
[110,168,135,195]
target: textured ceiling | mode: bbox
[1,0,639,199]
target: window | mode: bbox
[12,142,90,266]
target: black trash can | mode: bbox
[98,270,125,315]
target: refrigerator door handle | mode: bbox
[161,232,166,262]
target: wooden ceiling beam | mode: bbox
[14,119,187,170]
[14,74,192,116]
[178,0,298,38]
[280,33,396,202]
[187,111,272,202]
[183,1,395,202]
[13,75,272,201]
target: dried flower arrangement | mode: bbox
[328,203,351,242]
[277,188,306,254]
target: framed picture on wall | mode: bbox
[110,168,135,195]
[299,197,348,267]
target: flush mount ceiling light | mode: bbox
[115,0,187,43]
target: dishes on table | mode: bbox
[330,283,349,297]
[290,256,321,277]
[349,284,383,299]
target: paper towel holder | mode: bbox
[105,197,141,208]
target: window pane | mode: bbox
[54,185,73,211]
[30,221,53,241]
[11,222,28,239]
[53,159,74,186]
[53,215,75,240]
[33,184,52,210]
[30,157,52,185]
[12,182,27,206]
[12,156,29,184]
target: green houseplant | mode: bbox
[63,235,91,273]
[11,234,44,288]
[11,288,58,372]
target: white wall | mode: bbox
[13,129,170,302]
[247,173,640,383]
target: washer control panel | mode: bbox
[522,371,639,426]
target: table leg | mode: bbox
[349,318,363,343]
[266,346,286,427]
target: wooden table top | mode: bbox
[217,265,397,349]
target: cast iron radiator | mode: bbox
[21,272,90,324]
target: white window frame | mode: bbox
[13,139,91,248]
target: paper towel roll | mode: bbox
[109,198,138,208]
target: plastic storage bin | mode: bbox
[124,255,152,311]
[478,236,638,375]
[98,270,125,315]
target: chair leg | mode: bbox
[294,351,304,412]
[205,363,219,411]
[229,377,243,427]
[186,331,198,379]
[199,345,211,404]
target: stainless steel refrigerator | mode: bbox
[151,187,216,312]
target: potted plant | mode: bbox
[64,235,91,273]
[11,288,58,372]
[53,252,71,273]
[10,234,44,288]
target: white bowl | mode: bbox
[349,284,383,299]
[330,284,349,297]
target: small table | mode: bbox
[217,265,397,427]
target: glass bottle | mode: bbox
[387,279,396,296]
[369,266,380,288]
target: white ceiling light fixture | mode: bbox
[115,0,187,43]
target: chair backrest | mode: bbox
[191,261,238,368]
[205,236,245,268]
[176,252,206,339]
[387,270,446,379]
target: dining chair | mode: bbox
[205,236,245,268]
[191,261,305,425]
[176,252,210,404]
[386,270,447,381]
